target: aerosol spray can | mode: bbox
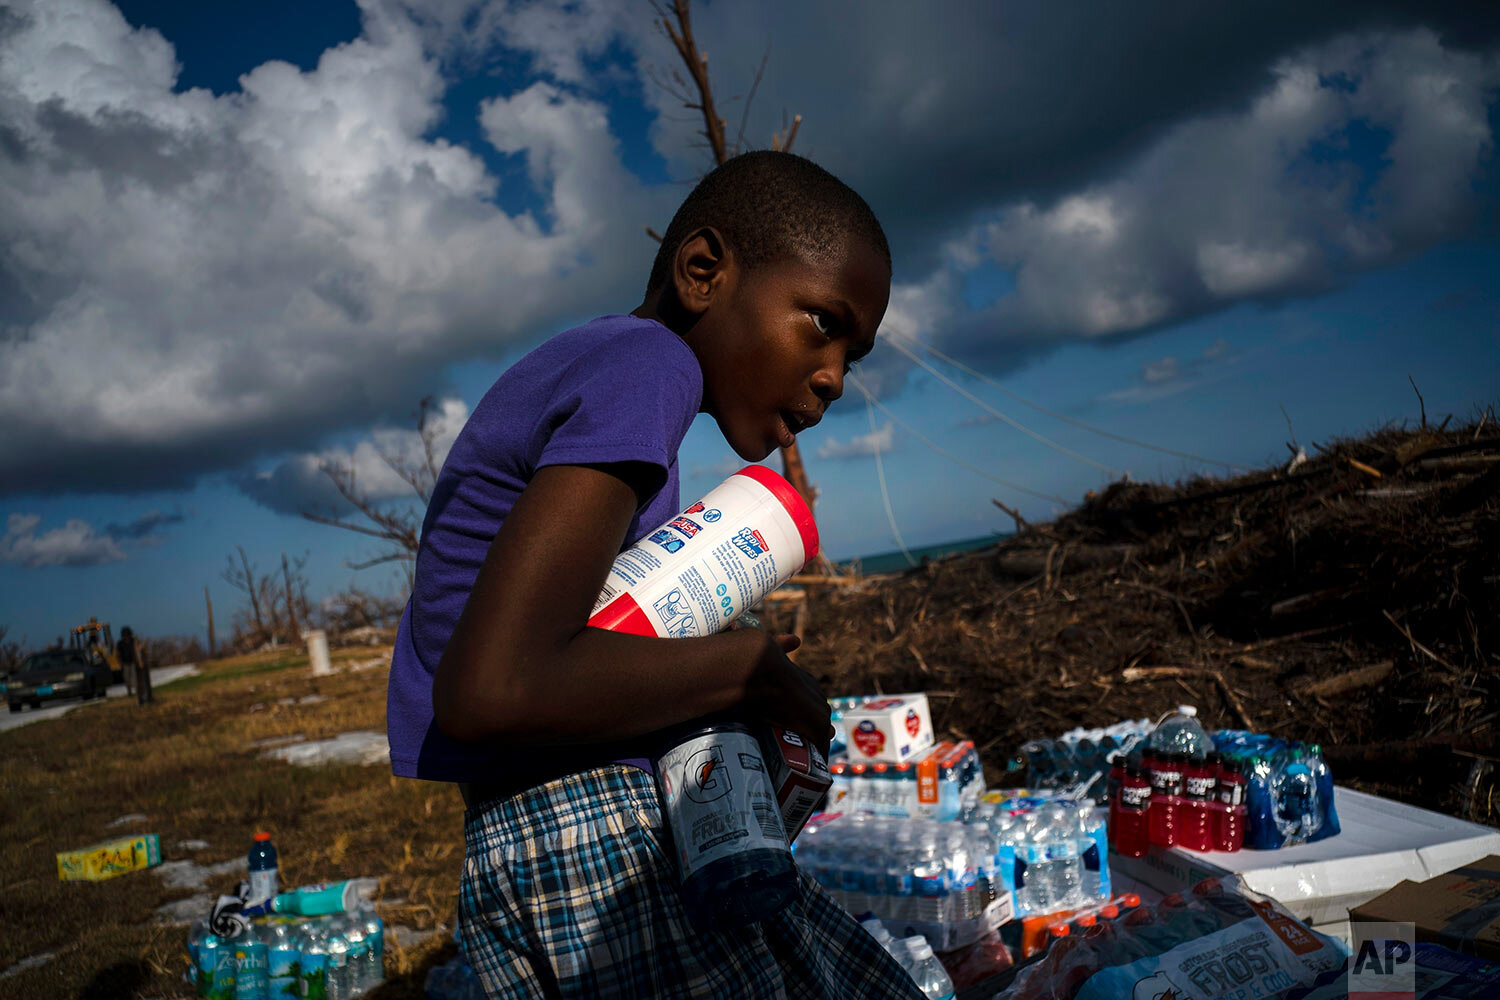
[588,465,820,928]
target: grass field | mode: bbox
[0,647,465,999]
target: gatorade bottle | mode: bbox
[247,833,278,909]
[653,715,798,929]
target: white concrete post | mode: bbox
[305,629,332,677]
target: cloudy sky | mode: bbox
[2,0,1498,646]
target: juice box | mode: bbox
[760,726,832,841]
[842,693,934,764]
[57,833,162,881]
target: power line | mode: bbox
[850,375,1070,505]
[882,336,1120,475]
[886,331,1254,472]
[863,392,918,568]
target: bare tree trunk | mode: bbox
[238,546,265,637]
[282,552,300,641]
[658,0,819,523]
[204,585,216,659]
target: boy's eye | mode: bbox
[809,311,833,336]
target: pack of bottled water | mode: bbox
[829,740,986,820]
[794,796,1110,949]
[185,908,385,1000]
[183,835,386,999]
[1212,730,1341,849]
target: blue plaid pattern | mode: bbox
[458,764,926,999]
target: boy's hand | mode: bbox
[742,630,834,761]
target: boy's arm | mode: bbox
[431,462,832,753]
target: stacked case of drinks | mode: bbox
[1017,718,1154,804]
[793,812,1011,951]
[828,740,986,820]
[794,797,1110,948]
[184,833,385,1000]
[1106,707,1340,857]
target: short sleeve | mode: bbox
[533,326,702,487]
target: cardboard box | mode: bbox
[842,694,934,764]
[1350,854,1500,960]
[57,833,162,881]
[760,725,831,841]
[1109,786,1500,926]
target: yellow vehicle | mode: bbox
[70,619,123,684]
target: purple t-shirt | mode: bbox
[387,314,703,782]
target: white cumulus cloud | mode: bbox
[817,422,895,460]
[0,0,670,495]
[0,513,127,568]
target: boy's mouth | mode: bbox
[777,409,818,448]
[776,414,796,449]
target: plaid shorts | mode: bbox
[458,764,926,999]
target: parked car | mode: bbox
[6,650,113,712]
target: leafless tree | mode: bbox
[223,545,267,642]
[222,546,312,649]
[0,625,25,673]
[647,0,819,518]
[317,584,406,633]
[302,396,444,578]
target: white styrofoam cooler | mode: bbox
[1108,786,1500,926]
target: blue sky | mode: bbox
[1,0,1497,648]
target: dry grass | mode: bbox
[0,647,464,999]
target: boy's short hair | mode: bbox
[646,151,890,295]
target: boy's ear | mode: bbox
[672,226,732,314]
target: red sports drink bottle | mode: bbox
[1212,756,1247,852]
[1148,751,1184,847]
[1110,763,1151,857]
[1180,752,1218,851]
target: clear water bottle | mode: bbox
[298,923,329,1000]
[230,923,269,1000]
[248,833,279,909]
[907,938,957,1000]
[1271,745,1322,845]
[896,936,926,977]
[263,922,299,999]
[323,924,351,1000]
[339,914,369,995]
[911,835,949,922]
[194,926,234,1000]
[358,908,384,989]
[884,834,917,922]
[1148,705,1215,758]
[1307,744,1340,837]
[1048,835,1083,911]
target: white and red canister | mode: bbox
[588,465,819,637]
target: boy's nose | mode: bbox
[811,354,845,403]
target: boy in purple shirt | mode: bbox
[388,152,920,998]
